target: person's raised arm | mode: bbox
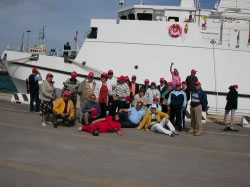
[170,62,174,74]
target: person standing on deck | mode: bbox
[157,77,167,103]
[223,85,239,131]
[63,42,71,57]
[145,82,161,108]
[140,79,150,93]
[28,68,42,112]
[170,62,181,86]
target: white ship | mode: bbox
[1,0,250,115]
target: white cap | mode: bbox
[151,104,157,109]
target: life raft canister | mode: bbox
[168,24,182,38]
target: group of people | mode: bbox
[28,62,238,137]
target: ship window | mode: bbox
[88,27,98,39]
[128,13,135,20]
[120,15,127,20]
[168,16,179,22]
[137,13,152,21]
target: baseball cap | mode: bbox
[234,84,238,89]
[195,81,201,86]
[144,79,149,84]
[167,82,173,86]
[108,70,113,74]
[32,68,38,73]
[101,73,108,78]
[71,71,77,78]
[88,72,94,78]
[46,73,53,78]
[160,78,165,82]
[132,75,136,79]
[191,69,197,74]
[151,82,156,86]
[63,91,70,97]
[151,104,157,109]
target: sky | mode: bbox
[0,0,218,54]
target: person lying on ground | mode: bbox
[78,113,123,136]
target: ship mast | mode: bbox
[39,25,45,52]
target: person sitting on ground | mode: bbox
[140,79,150,92]
[167,82,187,131]
[223,84,238,131]
[40,73,56,127]
[145,82,161,108]
[81,94,101,125]
[119,101,145,128]
[170,62,181,86]
[131,89,147,109]
[137,104,178,137]
[78,113,123,136]
[53,91,74,128]
[148,96,162,112]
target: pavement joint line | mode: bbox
[0,160,146,187]
[1,122,250,157]
[0,106,30,113]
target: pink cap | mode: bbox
[160,78,165,82]
[46,73,53,78]
[151,82,156,86]
[234,84,238,89]
[124,76,129,81]
[176,82,182,87]
[108,70,113,74]
[71,71,77,78]
[101,73,108,78]
[88,72,94,78]
[119,75,125,81]
[132,75,136,79]
[144,79,149,84]
[63,91,70,97]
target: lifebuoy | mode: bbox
[169,24,182,38]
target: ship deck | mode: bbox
[0,98,250,187]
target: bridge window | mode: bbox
[120,15,127,20]
[137,13,152,21]
[128,13,135,20]
[168,16,179,22]
[88,27,98,39]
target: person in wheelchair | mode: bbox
[53,91,75,128]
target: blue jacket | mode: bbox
[191,88,208,111]
[167,90,187,108]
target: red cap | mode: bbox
[63,91,70,97]
[132,75,136,79]
[91,109,98,118]
[88,72,94,78]
[195,81,201,86]
[125,76,129,81]
[234,84,238,89]
[108,70,113,74]
[167,82,173,86]
[46,73,53,78]
[71,71,77,78]
[101,73,108,78]
[191,69,197,74]
[125,96,131,102]
[119,75,125,81]
[32,68,38,73]
[160,78,165,82]
[153,96,159,101]
[176,82,182,87]
[151,82,156,86]
[144,79,149,84]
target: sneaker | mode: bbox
[186,130,194,134]
[93,128,99,136]
[173,131,179,135]
[41,122,46,127]
[193,131,201,136]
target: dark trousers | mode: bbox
[53,113,74,126]
[170,105,183,130]
[30,90,40,112]
[110,100,127,116]
[182,109,186,129]
[120,112,138,128]
[108,95,113,113]
[70,96,77,117]
[99,103,107,118]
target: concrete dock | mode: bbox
[0,99,250,187]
